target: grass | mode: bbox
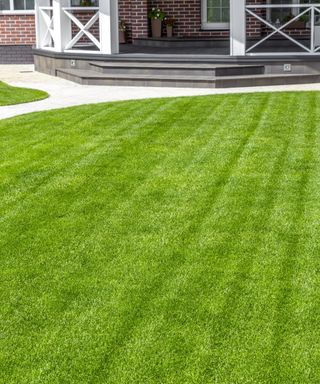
[0,81,48,106]
[1,92,320,383]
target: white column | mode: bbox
[52,0,72,52]
[35,0,51,49]
[99,0,119,54]
[230,0,246,56]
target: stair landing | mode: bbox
[56,60,320,88]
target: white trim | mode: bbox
[0,0,35,14]
[0,10,35,14]
[230,0,246,55]
[99,0,119,54]
[62,6,98,11]
[245,3,320,55]
[35,0,119,55]
[63,8,99,50]
[201,22,229,30]
[53,0,72,52]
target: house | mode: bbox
[0,0,36,63]
[2,1,320,87]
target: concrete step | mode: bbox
[215,73,320,88]
[56,68,320,89]
[57,69,217,88]
[89,61,265,77]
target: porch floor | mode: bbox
[119,43,229,56]
[116,38,314,57]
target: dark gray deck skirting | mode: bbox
[32,47,320,64]
[33,44,320,88]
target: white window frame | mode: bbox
[201,0,230,30]
[0,0,34,15]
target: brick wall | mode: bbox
[119,0,149,41]
[246,0,265,38]
[121,0,288,41]
[119,0,132,40]
[148,0,228,38]
[147,0,268,39]
[0,14,35,45]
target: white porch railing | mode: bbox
[245,3,320,55]
[37,5,54,50]
[35,0,119,54]
[62,7,100,52]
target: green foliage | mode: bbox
[148,7,166,20]
[1,92,320,383]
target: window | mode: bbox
[14,0,34,10]
[0,0,34,12]
[268,0,312,23]
[202,0,230,30]
[0,0,10,10]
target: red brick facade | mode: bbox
[148,0,229,38]
[119,0,266,41]
[0,14,35,45]
[119,0,149,41]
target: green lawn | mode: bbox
[1,92,320,383]
[0,81,48,106]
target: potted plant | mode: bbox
[119,20,126,44]
[165,18,175,38]
[148,7,166,38]
[283,13,308,29]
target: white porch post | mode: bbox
[52,0,72,52]
[230,0,246,56]
[99,0,119,54]
[35,0,51,49]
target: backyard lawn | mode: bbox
[1,92,320,383]
[0,81,48,106]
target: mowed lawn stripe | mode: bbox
[1,93,320,383]
[89,94,269,382]
[184,92,299,383]
[0,99,171,220]
[101,92,298,383]
[210,92,318,383]
[298,94,320,382]
[264,92,319,382]
[1,95,231,381]
[2,95,239,381]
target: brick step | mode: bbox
[89,61,265,77]
[56,68,320,89]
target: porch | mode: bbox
[35,1,320,55]
[33,0,320,87]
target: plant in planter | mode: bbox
[299,14,310,28]
[164,18,175,38]
[283,13,309,29]
[148,7,166,38]
[119,20,126,44]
